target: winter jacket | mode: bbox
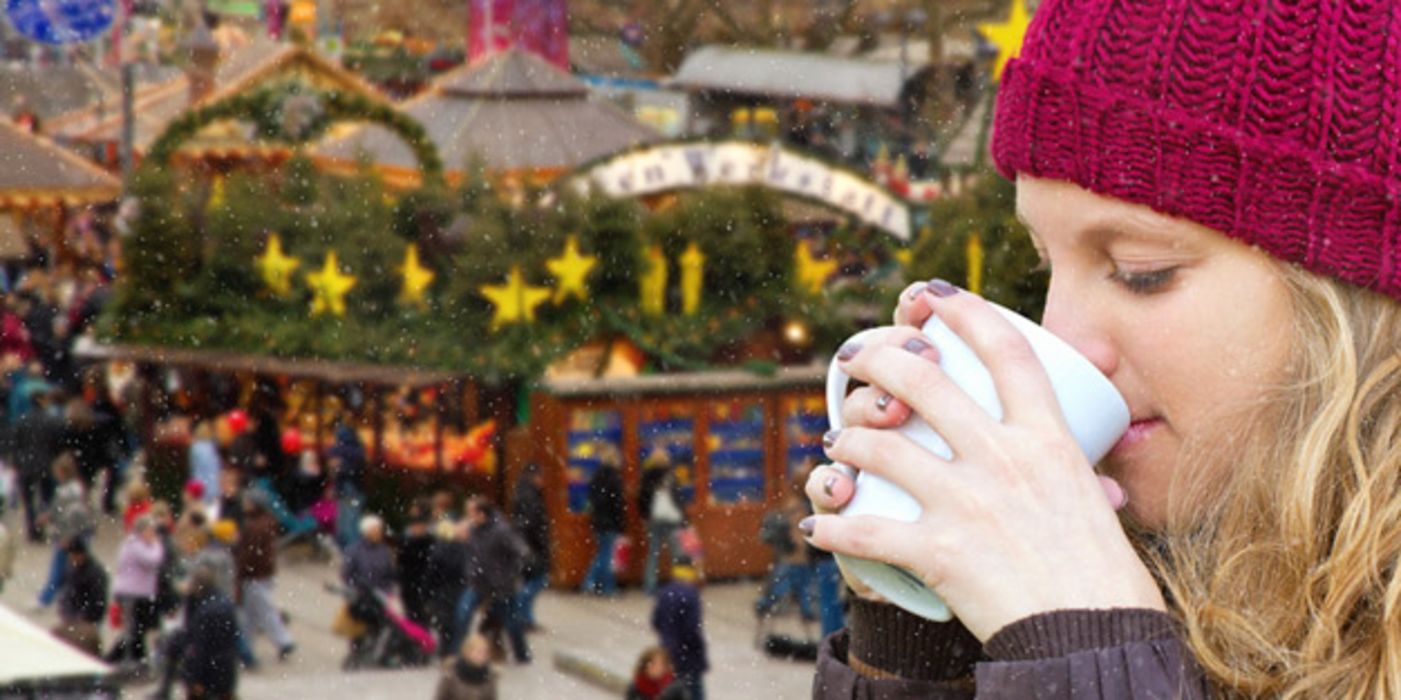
[235,510,278,591]
[587,465,626,535]
[811,600,1211,699]
[328,425,366,497]
[181,589,240,696]
[188,439,222,507]
[466,517,524,603]
[112,533,164,599]
[60,558,109,624]
[46,480,92,544]
[511,477,550,578]
[342,539,396,594]
[12,406,61,479]
[638,468,686,526]
[651,581,708,676]
[190,544,237,599]
[427,538,471,621]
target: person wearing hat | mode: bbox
[579,446,625,597]
[650,557,707,700]
[805,2,1401,697]
[636,449,686,595]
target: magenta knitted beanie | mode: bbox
[991,0,1401,300]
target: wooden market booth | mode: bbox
[529,365,831,587]
[0,117,122,263]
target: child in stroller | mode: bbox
[329,582,437,670]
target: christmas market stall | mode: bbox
[529,366,830,586]
[0,117,121,263]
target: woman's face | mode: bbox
[1017,176,1294,528]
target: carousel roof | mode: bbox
[316,47,660,177]
[668,45,923,108]
[0,118,121,206]
[49,37,386,152]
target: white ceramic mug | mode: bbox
[825,299,1130,621]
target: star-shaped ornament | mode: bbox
[255,233,300,297]
[546,235,598,304]
[306,250,357,317]
[679,242,705,316]
[480,266,551,331]
[979,0,1032,81]
[794,240,837,295]
[398,244,435,308]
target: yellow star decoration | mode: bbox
[479,266,551,331]
[893,247,914,268]
[965,233,985,295]
[979,0,1032,81]
[545,235,598,304]
[397,244,435,308]
[639,245,668,316]
[679,242,705,316]
[255,233,300,298]
[794,240,837,295]
[207,175,226,212]
[305,250,357,317]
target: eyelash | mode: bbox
[1111,267,1178,294]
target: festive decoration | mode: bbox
[679,241,705,316]
[280,427,304,454]
[207,176,227,211]
[794,240,837,295]
[979,0,1032,81]
[479,266,552,330]
[226,409,250,435]
[306,250,357,317]
[639,245,668,316]
[545,235,598,304]
[965,233,985,295]
[255,233,301,298]
[397,244,435,308]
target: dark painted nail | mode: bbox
[904,283,925,301]
[823,430,841,450]
[926,279,960,297]
[836,342,862,362]
[798,516,815,538]
[822,476,838,497]
[902,338,934,356]
[875,393,894,411]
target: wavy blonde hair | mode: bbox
[1153,266,1401,698]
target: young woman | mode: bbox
[804,2,1401,698]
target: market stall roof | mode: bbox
[0,601,109,686]
[75,339,460,388]
[49,37,387,153]
[0,117,121,207]
[0,62,118,122]
[539,363,826,398]
[316,47,661,181]
[668,46,925,108]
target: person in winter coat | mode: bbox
[234,493,295,662]
[427,519,472,656]
[454,498,529,663]
[433,633,497,700]
[511,464,550,629]
[13,389,62,542]
[54,537,108,656]
[340,515,395,594]
[651,559,707,700]
[580,451,625,597]
[398,501,435,628]
[187,421,222,510]
[107,515,165,665]
[327,424,366,550]
[625,646,688,700]
[803,1,1401,697]
[637,450,686,594]
[180,569,240,700]
[36,453,92,608]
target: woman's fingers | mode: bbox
[804,463,855,514]
[894,281,938,328]
[840,386,913,429]
[802,514,932,583]
[822,427,957,501]
[920,285,1064,431]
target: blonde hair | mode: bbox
[1155,267,1401,698]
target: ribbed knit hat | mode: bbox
[991,0,1401,300]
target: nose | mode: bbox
[1041,277,1119,378]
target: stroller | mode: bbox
[327,583,436,670]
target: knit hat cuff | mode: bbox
[991,58,1401,300]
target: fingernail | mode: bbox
[836,342,862,362]
[822,476,838,497]
[798,516,815,538]
[926,279,960,297]
[903,283,925,301]
[901,338,934,356]
[822,430,841,450]
[875,393,894,411]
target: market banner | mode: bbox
[576,141,912,240]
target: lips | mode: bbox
[1112,417,1163,455]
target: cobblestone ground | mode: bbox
[1,510,816,699]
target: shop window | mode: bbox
[638,402,696,505]
[783,395,829,489]
[706,400,765,504]
[566,408,623,513]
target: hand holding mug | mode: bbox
[804,281,1165,642]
